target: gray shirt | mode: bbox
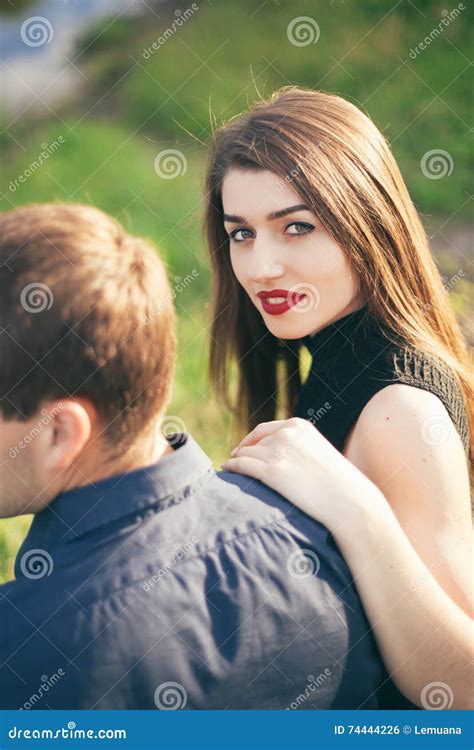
[0,433,383,709]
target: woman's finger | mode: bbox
[221,456,267,481]
[231,443,273,460]
[231,419,295,455]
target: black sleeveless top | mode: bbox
[294,303,469,709]
[294,303,469,455]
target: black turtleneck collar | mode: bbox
[294,301,469,458]
[301,303,377,361]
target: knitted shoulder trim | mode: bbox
[392,347,469,455]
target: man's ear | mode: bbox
[38,399,95,472]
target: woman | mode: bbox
[204,87,473,709]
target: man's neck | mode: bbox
[58,432,174,495]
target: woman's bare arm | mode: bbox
[222,391,473,708]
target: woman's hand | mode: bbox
[221,417,384,532]
[223,417,474,709]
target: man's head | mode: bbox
[0,203,177,517]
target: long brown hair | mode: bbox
[204,87,473,457]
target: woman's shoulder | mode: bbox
[383,343,469,454]
[393,347,469,453]
[344,380,470,504]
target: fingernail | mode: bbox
[230,448,237,456]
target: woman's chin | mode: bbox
[263,315,316,340]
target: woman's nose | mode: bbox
[247,246,284,283]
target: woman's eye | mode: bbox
[285,222,314,236]
[230,228,254,242]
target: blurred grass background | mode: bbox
[0,0,472,583]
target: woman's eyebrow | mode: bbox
[268,204,311,220]
[223,204,311,224]
[223,213,245,224]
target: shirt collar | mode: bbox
[15,433,213,568]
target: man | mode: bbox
[0,203,382,709]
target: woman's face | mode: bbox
[222,168,364,339]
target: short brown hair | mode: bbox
[0,203,177,450]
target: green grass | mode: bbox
[0,517,31,584]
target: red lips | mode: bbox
[256,289,307,316]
